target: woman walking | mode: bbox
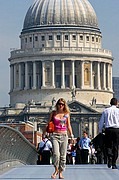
[46,98,73,179]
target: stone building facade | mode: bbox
[0,0,114,138]
[9,0,113,107]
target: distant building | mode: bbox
[113,77,119,101]
[0,0,114,138]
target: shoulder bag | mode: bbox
[46,111,55,133]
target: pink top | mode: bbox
[53,114,69,131]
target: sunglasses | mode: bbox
[58,103,65,106]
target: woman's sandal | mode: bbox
[51,172,59,179]
[59,173,64,179]
[59,176,64,179]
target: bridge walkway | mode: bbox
[0,164,119,180]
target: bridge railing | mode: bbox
[0,125,38,173]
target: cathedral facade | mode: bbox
[3,0,113,137]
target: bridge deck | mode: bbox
[0,164,119,180]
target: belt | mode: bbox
[106,127,119,129]
[53,132,67,136]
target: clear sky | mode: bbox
[0,0,119,107]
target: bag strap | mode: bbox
[42,139,49,149]
[50,111,56,122]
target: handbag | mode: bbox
[46,111,55,133]
[46,121,55,133]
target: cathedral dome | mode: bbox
[23,0,99,32]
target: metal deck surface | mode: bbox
[0,164,119,180]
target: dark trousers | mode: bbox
[81,149,89,164]
[41,150,51,165]
[75,149,82,164]
[96,150,103,164]
[103,147,107,164]
[105,128,119,166]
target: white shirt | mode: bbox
[39,138,52,151]
[99,105,119,132]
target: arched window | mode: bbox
[84,63,90,85]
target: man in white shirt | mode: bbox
[38,135,52,165]
[99,98,119,169]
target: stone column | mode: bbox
[80,61,84,89]
[52,61,55,88]
[90,61,93,89]
[97,62,101,89]
[107,63,112,91]
[94,121,98,137]
[89,120,92,137]
[72,60,75,89]
[24,62,28,90]
[80,120,83,137]
[10,65,14,91]
[79,123,81,137]
[61,61,65,88]
[103,63,106,90]
[77,33,79,47]
[110,64,113,91]
[69,34,71,47]
[42,61,45,88]
[32,61,36,89]
[13,64,16,90]
[19,63,22,90]
[61,33,63,48]
[107,63,110,90]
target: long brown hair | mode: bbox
[55,98,70,113]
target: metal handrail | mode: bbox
[0,125,38,173]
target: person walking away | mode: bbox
[45,98,74,179]
[75,137,82,164]
[38,135,52,165]
[66,139,73,164]
[99,98,119,169]
[71,139,76,165]
[78,131,91,164]
[90,132,106,164]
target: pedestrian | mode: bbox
[75,137,82,164]
[78,131,91,164]
[66,139,73,164]
[71,139,76,165]
[90,132,106,164]
[38,135,52,165]
[99,98,119,169]
[45,98,74,179]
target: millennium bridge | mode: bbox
[0,125,119,180]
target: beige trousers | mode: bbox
[51,133,68,171]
